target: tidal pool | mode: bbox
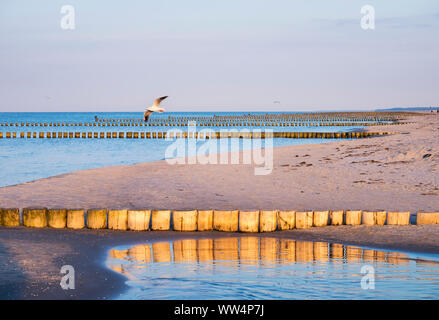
[106,237,439,300]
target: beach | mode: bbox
[0,113,437,212]
[0,112,438,299]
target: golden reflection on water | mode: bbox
[152,242,171,263]
[108,237,411,276]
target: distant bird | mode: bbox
[144,96,168,121]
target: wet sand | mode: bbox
[2,225,439,299]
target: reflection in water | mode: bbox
[107,237,439,299]
[152,242,171,263]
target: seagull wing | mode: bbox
[143,110,153,121]
[153,96,168,107]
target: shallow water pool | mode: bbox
[106,237,439,299]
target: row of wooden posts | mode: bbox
[99,118,400,122]
[204,112,411,120]
[96,112,408,122]
[0,131,389,139]
[110,118,401,122]
[1,208,438,231]
[0,122,403,127]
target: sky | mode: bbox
[0,0,438,112]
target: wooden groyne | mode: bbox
[0,121,406,127]
[0,131,390,139]
[1,209,438,231]
[96,111,419,123]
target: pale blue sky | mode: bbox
[0,0,438,111]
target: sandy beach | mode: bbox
[0,112,438,299]
[0,113,437,212]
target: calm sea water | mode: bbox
[107,237,439,300]
[0,112,366,187]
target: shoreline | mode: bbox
[2,225,439,299]
[0,114,437,212]
[0,127,375,190]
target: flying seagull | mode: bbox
[144,96,168,121]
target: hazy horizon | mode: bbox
[1,0,438,112]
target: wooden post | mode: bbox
[277,210,295,230]
[375,211,387,225]
[173,210,198,231]
[67,209,85,229]
[330,210,344,225]
[87,209,107,229]
[260,210,278,232]
[387,211,410,225]
[362,211,376,225]
[128,210,151,231]
[48,209,67,228]
[213,210,239,232]
[0,208,20,227]
[108,209,128,230]
[416,212,439,225]
[295,211,313,229]
[23,208,47,228]
[197,210,213,231]
[151,210,171,230]
[238,210,260,233]
[313,211,329,227]
[345,210,362,225]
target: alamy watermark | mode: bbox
[361,5,375,30]
[60,265,75,290]
[360,265,375,290]
[60,5,75,30]
[164,123,273,176]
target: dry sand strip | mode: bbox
[1,225,439,299]
[0,113,437,212]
